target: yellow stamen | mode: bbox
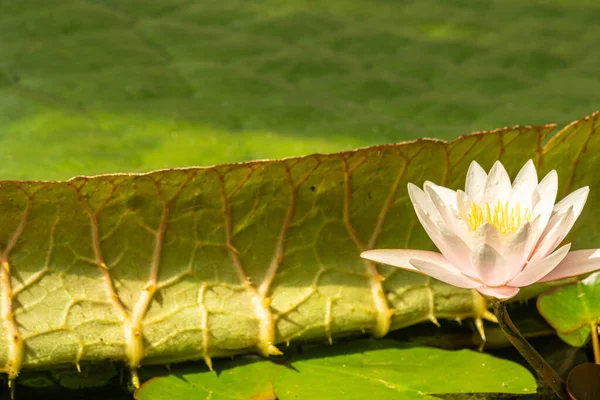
[466,201,531,235]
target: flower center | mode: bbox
[466,200,532,234]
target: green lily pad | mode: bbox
[135,358,278,400]
[558,328,592,348]
[537,272,600,346]
[135,340,536,400]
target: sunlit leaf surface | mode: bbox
[135,340,536,400]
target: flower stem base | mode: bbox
[491,300,567,400]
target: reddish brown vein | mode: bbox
[126,201,169,386]
[258,165,295,297]
[217,170,281,357]
[75,186,128,321]
[0,188,31,388]
[127,174,192,385]
[565,115,598,194]
[218,172,253,287]
[341,157,392,338]
[367,157,409,250]
[342,156,367,251]
[13,212,60,296]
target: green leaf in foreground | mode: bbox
[136,358,278,400]
[135,340,536,400]
[537,271,600,347]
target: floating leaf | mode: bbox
[0,112,598,384]
[135,357,278,400]
[136,340,536,400]
[0,120,551,380]
[558,328,592,348]
[537,272,600,346]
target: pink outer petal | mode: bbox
[424,182,469,238]
[476,286,520,300]
[409,184,476,277]
[528,208,574,265]
[508,243,571,287]
[411,200,471,260]
[473,223,502,251]
[424,181,458,211]
[408,258,480,289]
[531,171,558,220]
[360,249,438,272]
[502,222,532,275]
[552,186,589,219]
[471,242,510,286]
[538,249,600,282]
[361,249,480,288]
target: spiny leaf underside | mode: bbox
[0,112,598,388]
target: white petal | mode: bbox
[552,186,589,220]
[501,222,532,277]
[413,204,475,276]
[476,286,520,300]
[436,228,479,278]
[510,159,538,210]
[532,170,558,215]
[424,181,458,210]
[408,185,450,248]
[411,200,444,239]
[457,190,470,218]
[410,188,475,276]
[425,182,472,243]
[509,243,571,287]
[424,181,459,230]
[538,249,600,282]
[483,161,512,203]
[528,170,558,245]
[410,198,451,246]
[513,159,537,187]
[473,223,502,251]
[539,188,588,245]
[471,243,509,286]
[408,183,442,224]
[466,161,487,203]
[529,207,574,265]
[523,214,545,260]
[360,249,443,272]
[409,258,480,289]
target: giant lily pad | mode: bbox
[0,112,598,383]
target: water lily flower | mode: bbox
[361,160,600,300]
